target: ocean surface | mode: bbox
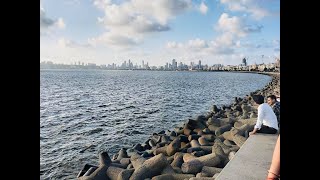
[40,70,271,179]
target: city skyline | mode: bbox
[40,0,280,66]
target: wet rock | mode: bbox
[117,148,129,161]
[151,134,162,144]
[111,163,128,169]
[201,134,215,141]
[133,144,144,152]
[180,142,190,149]
[181,159,203,174]
[167,155,174,163]
[171,152,184,168]
[174,127,184,135]
[202,128,211,134]
[223,139,235,146]
[142,143,152,151]
[235,111,242,117]
[192,151,206,157]
[198,136,214,146]
[228,151,236,160]
[106,166,132,180]
[208,125,219,133]
[185,119,206,130]
[151,174,195,180]
[183,153,197,162]
[213,173,220,178]
[178,135,189,143]
[206,117,220,127]
[241,104,251,112]
[129,153,169,180]
[199,146,213,154]
[196,172,210,178]
[126,164,133,169]
[219,118,236,126]
[83,167,97,176]
[153,146,168,156]
[167,138,181,156]
[172,167,183,174]
[120,158,131,167]
[190,140,201,147]
[215,124,232,136]
[232,134,247,147]
[161,135,171,143]
[250,112,257,118]
[242,112,249,119]
[77,164,98,178]
[183,128,193,136]
[187,147,202,153]
[188,134,201,141]
[232,124,254,137]
[130,153,146,169]
[149,139,157,148]
[78,152,112,180]
[189,177,214,180]
[156,142,169,148]
[201,166,222,177]
[170,131,177,137]
[197,153,221,167]
[161,164,176,175]
[211,105,220,113]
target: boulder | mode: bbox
[129,154,169,180]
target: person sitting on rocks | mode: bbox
[249,95,279,135]
[267,95,280,127]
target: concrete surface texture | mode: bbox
[215,133,278,180]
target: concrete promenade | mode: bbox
[216,134,278,180]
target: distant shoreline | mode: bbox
[41,68,279,74]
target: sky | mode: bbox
[40,0,280,66]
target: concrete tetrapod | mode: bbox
[78,152,112,180]
[129,153,169,180]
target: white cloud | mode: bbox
[199,1,208,14]
[166,37,234,56]
[56,18,66,29]
[216,13,262,38]
[91,0,192,48]
[187,38,208,49]
[220,0,271,20]
[58,38,91,48]
[40,6,65,35]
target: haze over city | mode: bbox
[40,0,280,66]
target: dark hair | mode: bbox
[252,95,264,104]
[267,95,277,100]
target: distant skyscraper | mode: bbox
[172,59,177,70]
[198,60,202,69]
[142,60,144,68]
[242,58,247,66]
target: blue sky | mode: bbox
[40,0,280,66]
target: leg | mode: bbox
[257,125,277,134]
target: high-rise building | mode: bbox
[142,60,144,68]
[242,58,247,66]
[172,59,177,70]
[198,60,202,69]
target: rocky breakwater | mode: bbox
[76,73,279,180]
[252,72,280,98]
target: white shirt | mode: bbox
[255,103,279,130]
